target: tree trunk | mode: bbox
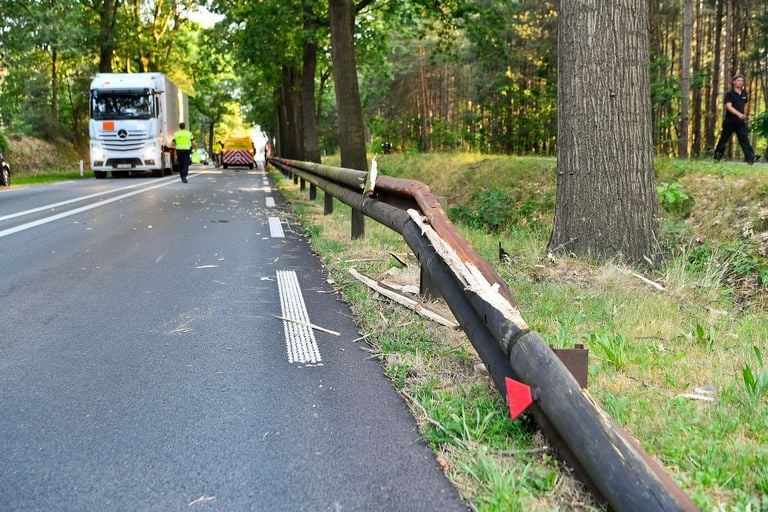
[328,0,368,173]
[725,0,734,84]
[301,4,321,163]
[288,66,305,160]
[705,0,723,152]
[549,0,658,264]
[679,0,693,158]
[691,0,702,156]
[329,0,368,239]
[50,47,59,121]
[277,80,292,158]
[420,55,431,152]
[96,0,118,72]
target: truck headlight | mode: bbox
[143,144,157,159]
[91,147,104,161]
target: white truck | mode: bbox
[89,73,189,178]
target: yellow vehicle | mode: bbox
[222,133,255,169]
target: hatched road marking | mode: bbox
[276,270,322,365]
[266,197,275,207]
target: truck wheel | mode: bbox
[94,171,107,179]
[1,167,10,187]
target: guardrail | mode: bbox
[268,156,698,511]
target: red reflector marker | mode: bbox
[505,377,536,420]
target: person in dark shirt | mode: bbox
[714,74,760,164]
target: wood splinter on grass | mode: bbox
[348,268,460,329]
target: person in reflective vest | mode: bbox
[173,122,194,183]
[212,141,223,168]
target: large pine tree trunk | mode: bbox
[679,0,693,158]
[548,0,658,264]
[328,0,368,173]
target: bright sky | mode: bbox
[187,7,224,28]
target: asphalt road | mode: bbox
[0,167,467,511]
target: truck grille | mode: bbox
[100,130,150,152]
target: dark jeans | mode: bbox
[177,150,191,179]
[714,120,755,161]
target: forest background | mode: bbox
[0,0,767,161]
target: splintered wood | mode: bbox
[348,268,459,329]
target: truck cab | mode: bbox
[89,73,188,178]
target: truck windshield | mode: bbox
[91,90,153,120]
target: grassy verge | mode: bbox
[274,154,768,511]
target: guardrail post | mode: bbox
[419,265,443,300]
[351,209,365,239]
[300,177,306,191]
[293,173,299,184]
[309,183,317,200]
[324,192,334,214]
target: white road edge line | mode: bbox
[276,270,322,365]
[0,175,177,222]
[268,217,285,238]
[0,176,187,239]
[266,197,275,207]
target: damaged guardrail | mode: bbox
[268,156,698,511]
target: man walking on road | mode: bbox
[173,122,194,183]
[213,140,223,168]
[714,74,760,165]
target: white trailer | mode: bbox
[89,73,189,178]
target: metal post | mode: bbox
[351,209,365,239]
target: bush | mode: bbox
[751,111,768,139]
[0,131,9,153]
[658,182,694,217]
[447,188,538,232]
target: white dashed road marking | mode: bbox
[266,197,275,207]
[268,217,285,238]
[276,270,322,365]
[0,177,184,239]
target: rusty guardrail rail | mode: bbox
[268,156,698,511]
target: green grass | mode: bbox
[275,153,768,510]
[11,172,90,185]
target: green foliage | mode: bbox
[751,111,768,139]
[657,182,694,217]
[448,189,537,232]
[684,240,768,287]
[691,323,715,349]
[0,132,8,153]
[742,346,768,401]
[462,454,558,511]
[588,332,629,371]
